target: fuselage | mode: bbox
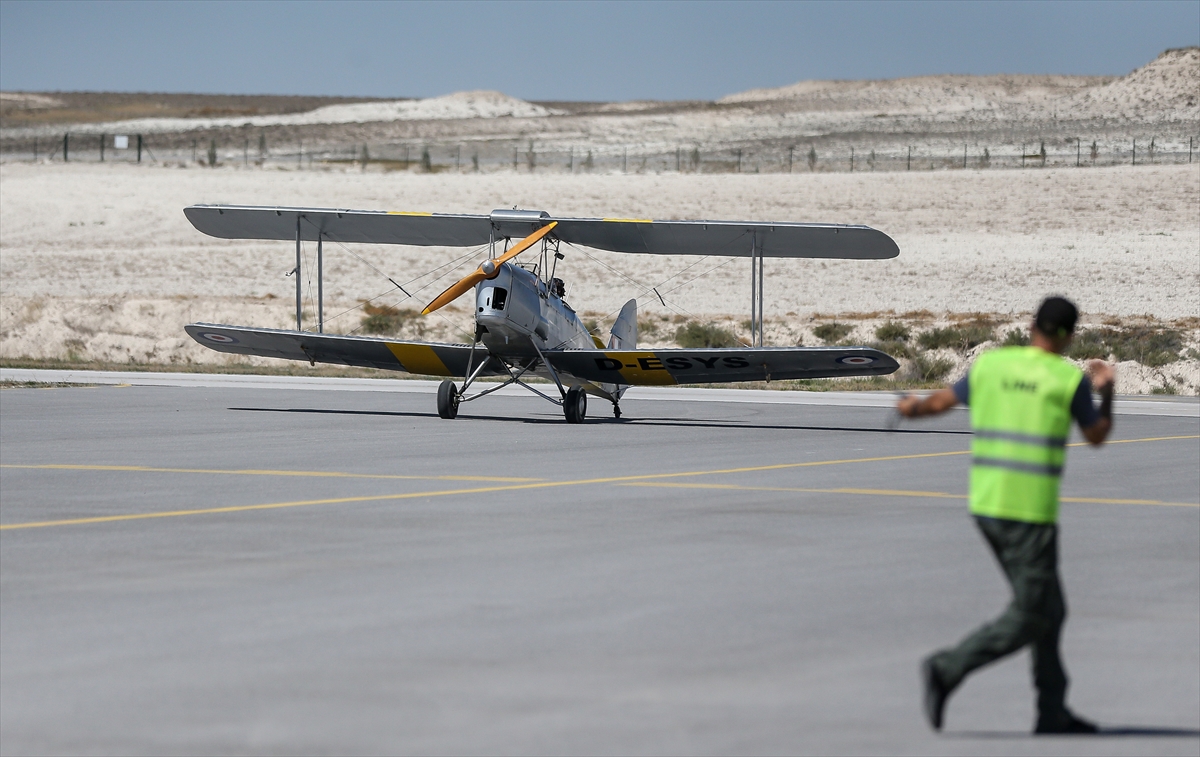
[474,262,595,362]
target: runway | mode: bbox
[1,371,1197,755]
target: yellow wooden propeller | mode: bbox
[422,222,557,315]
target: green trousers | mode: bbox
[930,516,1069,718]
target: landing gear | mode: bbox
[436,380,459,419]
[564,386,587,424]
[612,402,622,418]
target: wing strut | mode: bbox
[749,232,765,347]
[295,216,302,332]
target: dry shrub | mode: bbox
[918,325,994,351]
[875,321,911,342]
[1002,328,1030,346]
[907,353,954,382]
[1067,327,1183,367]
[871,340,913,359]
[813,322,853,344]
[360,302,411,334]
[675,321,740,348]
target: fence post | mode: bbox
[33,137,38,162]
[850,147,854,172]
[623,148,627,174]
[136,134,142,163]
[906,145,911,171]
[100,134,105,162]
[1021,143,1025,168]
[963,144,966,169]
[788,145,794,173]
[735,148,742,173]
[1190,137,1194,163]
[64,133,69,163]
[1132,139,1135,166]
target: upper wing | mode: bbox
[546,347,899,386]
[548,217,897,259]
[184,205,898,259]
[185,324,505,378]
[183,206,493,247]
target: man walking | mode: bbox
[897,296,1114,734]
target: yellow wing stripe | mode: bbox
[387,211,433,216]
[386,343,453,376]
[604,351,678,386]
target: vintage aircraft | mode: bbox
[183,206,900,422]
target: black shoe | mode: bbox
[921,658,949,732]
[1035,710,1098,734]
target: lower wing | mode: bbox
[545,347,899,385]
[185,324,501,378]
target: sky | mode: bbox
[1,0,1197,101]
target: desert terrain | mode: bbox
[1,49,1197,393]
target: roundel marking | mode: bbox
[201,332,238,344]
[836,355,875,365]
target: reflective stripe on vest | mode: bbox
[968,346,1083,524]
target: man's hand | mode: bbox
[897,388,959,418]
[1082,360,1115,446]
[1086,360,1115,393]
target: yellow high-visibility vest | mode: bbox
[968,346,1084,524]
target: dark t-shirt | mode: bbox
[952,372,1099,428]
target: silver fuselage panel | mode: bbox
[475,263,593,365]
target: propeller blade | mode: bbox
[422,222,557,315]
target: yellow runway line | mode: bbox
[621,482,965,498]
[619,481,1198,508]
[1069,434,1199,447]
[2,434,1195,530]
[0,464,540,483]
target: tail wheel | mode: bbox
[436,380,459,419]
[564,386,587,424]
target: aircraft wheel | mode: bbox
[436,380,459,419]
[564,386,587,423]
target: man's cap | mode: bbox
[1035,296,1078,338]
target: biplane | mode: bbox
[183,206,900,422]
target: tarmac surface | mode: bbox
[1,371,1198,756]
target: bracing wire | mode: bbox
[563,241,710,324]
[563,241,751,347]
[313,233,488,343]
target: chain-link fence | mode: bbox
[3,132,1197,172]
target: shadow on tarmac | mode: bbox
[227,406,973,435]
[951,726,1200,738]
